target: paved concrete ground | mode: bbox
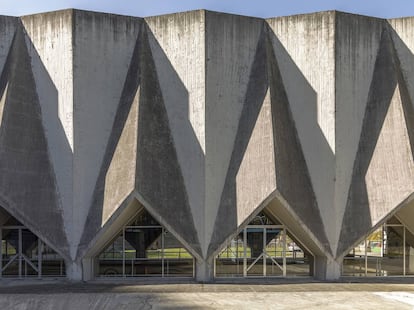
[2,280,414,309]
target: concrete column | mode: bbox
[65,260,83,281]
[82,258,95,281]
[314,256,341,280]
[409,247,414,273]
[195,258,214,283]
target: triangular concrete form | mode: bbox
[79,25,202,259]
[208,26,331,259]
[145,11,206,253]
[71,11,143,257]
[0,16,17,83]
[266,32,331,256]
[135,26,201,257]
[337,28,414,258]
[0,26,69,259]
[80,30,142,251]
[204,12,265,257]
[207,28,272,257]
[334,13,384,255]
[267,13,336,254]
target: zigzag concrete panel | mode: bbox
[145,11,206,253]
[0,16,16,86]
[0,25,69,260]
[334,13,384,256]
[337,28,414,257]
[267,13,336,254]
[77,32,142,263]
[21,10,75,259]
[2,9,414,282]
[207,27,271,258]
[267,38,331,257]
[134,26,201,258]
[205,12,264,257]
[72,11,142,264]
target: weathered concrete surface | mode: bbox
[21,10,74,263]
[0,16,16,84]
[207,17,271,258]
[204,12,264,259]
[2,9,414,282]
[0,23,69,260]
[78,22,202,264]
[337,26,414,258]
[145,10,206,256]
[334,13,384,257]
[267,13,336,257]
[72,11,142,266]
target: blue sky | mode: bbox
[0,0,411,18]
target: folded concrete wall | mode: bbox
[1,9,414,281]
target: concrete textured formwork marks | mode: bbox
[337,25,414,258]
[334,13,384,256]
[0,15,17,99]
[389,17,414,237]
[204,12,264,258]
[21,10,74,261]
[145,10,206,256]
[207,23,274,258]
[77,24,143,264]
[72,11,142,265]
[267,12,336,254]
[78,14,203,273]
[0,17,16,132]
[389,17,414,111]
[267,30,330,256]
[3,8,414,282]
[134,24,201,258]
[0,22,69,260]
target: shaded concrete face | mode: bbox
[2,9,414,281]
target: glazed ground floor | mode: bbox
[2,203,414,282]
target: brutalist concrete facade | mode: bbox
[1,9,414,281]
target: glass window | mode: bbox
[342,216,411,277]
[215,211,311,278]
[97,209,194,278]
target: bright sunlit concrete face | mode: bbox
[1,9,414,282]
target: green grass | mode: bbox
[217,246,302,259]
[100,248,193,259]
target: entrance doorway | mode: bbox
[244,225,286,277]
[215,212,311,278]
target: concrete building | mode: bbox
[1,9,414,282]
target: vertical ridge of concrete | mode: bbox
[266,31,332,257]
[135,25,202,258]
[207,27,270,258]
[21,9,75,259]
[77,29,142,260]
[389,17,414,111]
[204,12,264,256]
[0,16,17,87]
[267,12,336,253]
[334,12,384,256]
[0,24,69,260]
[145,11,206,255]
[72,11,142,260]
[337,28,414,258]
